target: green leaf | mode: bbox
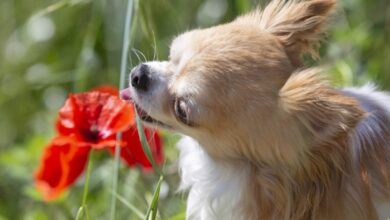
[135,113,161,175]
[145,175,164,220]
[32,0,92,18]
[75,206,85,220]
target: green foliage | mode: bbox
[0,0,389,219]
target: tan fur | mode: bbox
[239,68,375,220]
[280,68,365,145]
[235,0,336,66]
[127,0,390,219]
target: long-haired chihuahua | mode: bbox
[121,0,390,219]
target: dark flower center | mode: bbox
[81,125,101,142]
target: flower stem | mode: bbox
[110,133,122,220]
[110,0,134,219]
[82,151,94,207]
[76,150,94,220]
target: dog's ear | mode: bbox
[235,0,336,66]
[279,68,365,143]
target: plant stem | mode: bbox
[135,113,161,175]
[82,151,94,208]
[76,150,94,220]
[33,0,69,17]
[110,133,122,220]
[144,175,164,220]
[110,0,134,219]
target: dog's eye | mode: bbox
[174,98,190,125]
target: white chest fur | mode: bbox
[177,136,249,220]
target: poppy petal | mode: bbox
[56,96,79,136]
[91,139,126,150]
[111,126,163,170]
[34,136,91,201]
[98,97,135,138]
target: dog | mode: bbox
[120,0,390,219]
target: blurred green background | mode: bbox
[0,0,389,219]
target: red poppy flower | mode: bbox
[34,86,164,201]
[56,91,135,149]
[34,136,90,201]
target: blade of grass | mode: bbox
[75,206,89,220]
[129,0,140,52]
[33,0,92,18]
[144,175,164,220]
[33,0,70,17]
[110,0,134,219]
[138,1,155,43]
[110,191,146,220]
[135,113,161,175]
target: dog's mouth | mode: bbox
[120,88,171,129]
[134,104,169,127]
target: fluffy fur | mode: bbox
[121,0,390,219]
[178,71,390,220]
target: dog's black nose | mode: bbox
[131,64,150,91]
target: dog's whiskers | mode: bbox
[132,48,147,63]
[131,48,142,64]
[151,30,158,61]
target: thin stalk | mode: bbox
[33,0,69,17]
[110,133,122,220]
[135,113,161,175]
[33,0,93,18]
[110,0,134,219]
[144,175,164,220]
[110,190,146,219]
[76,150,94,220]
[118,0,134,92]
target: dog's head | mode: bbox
[121,0,356,161]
